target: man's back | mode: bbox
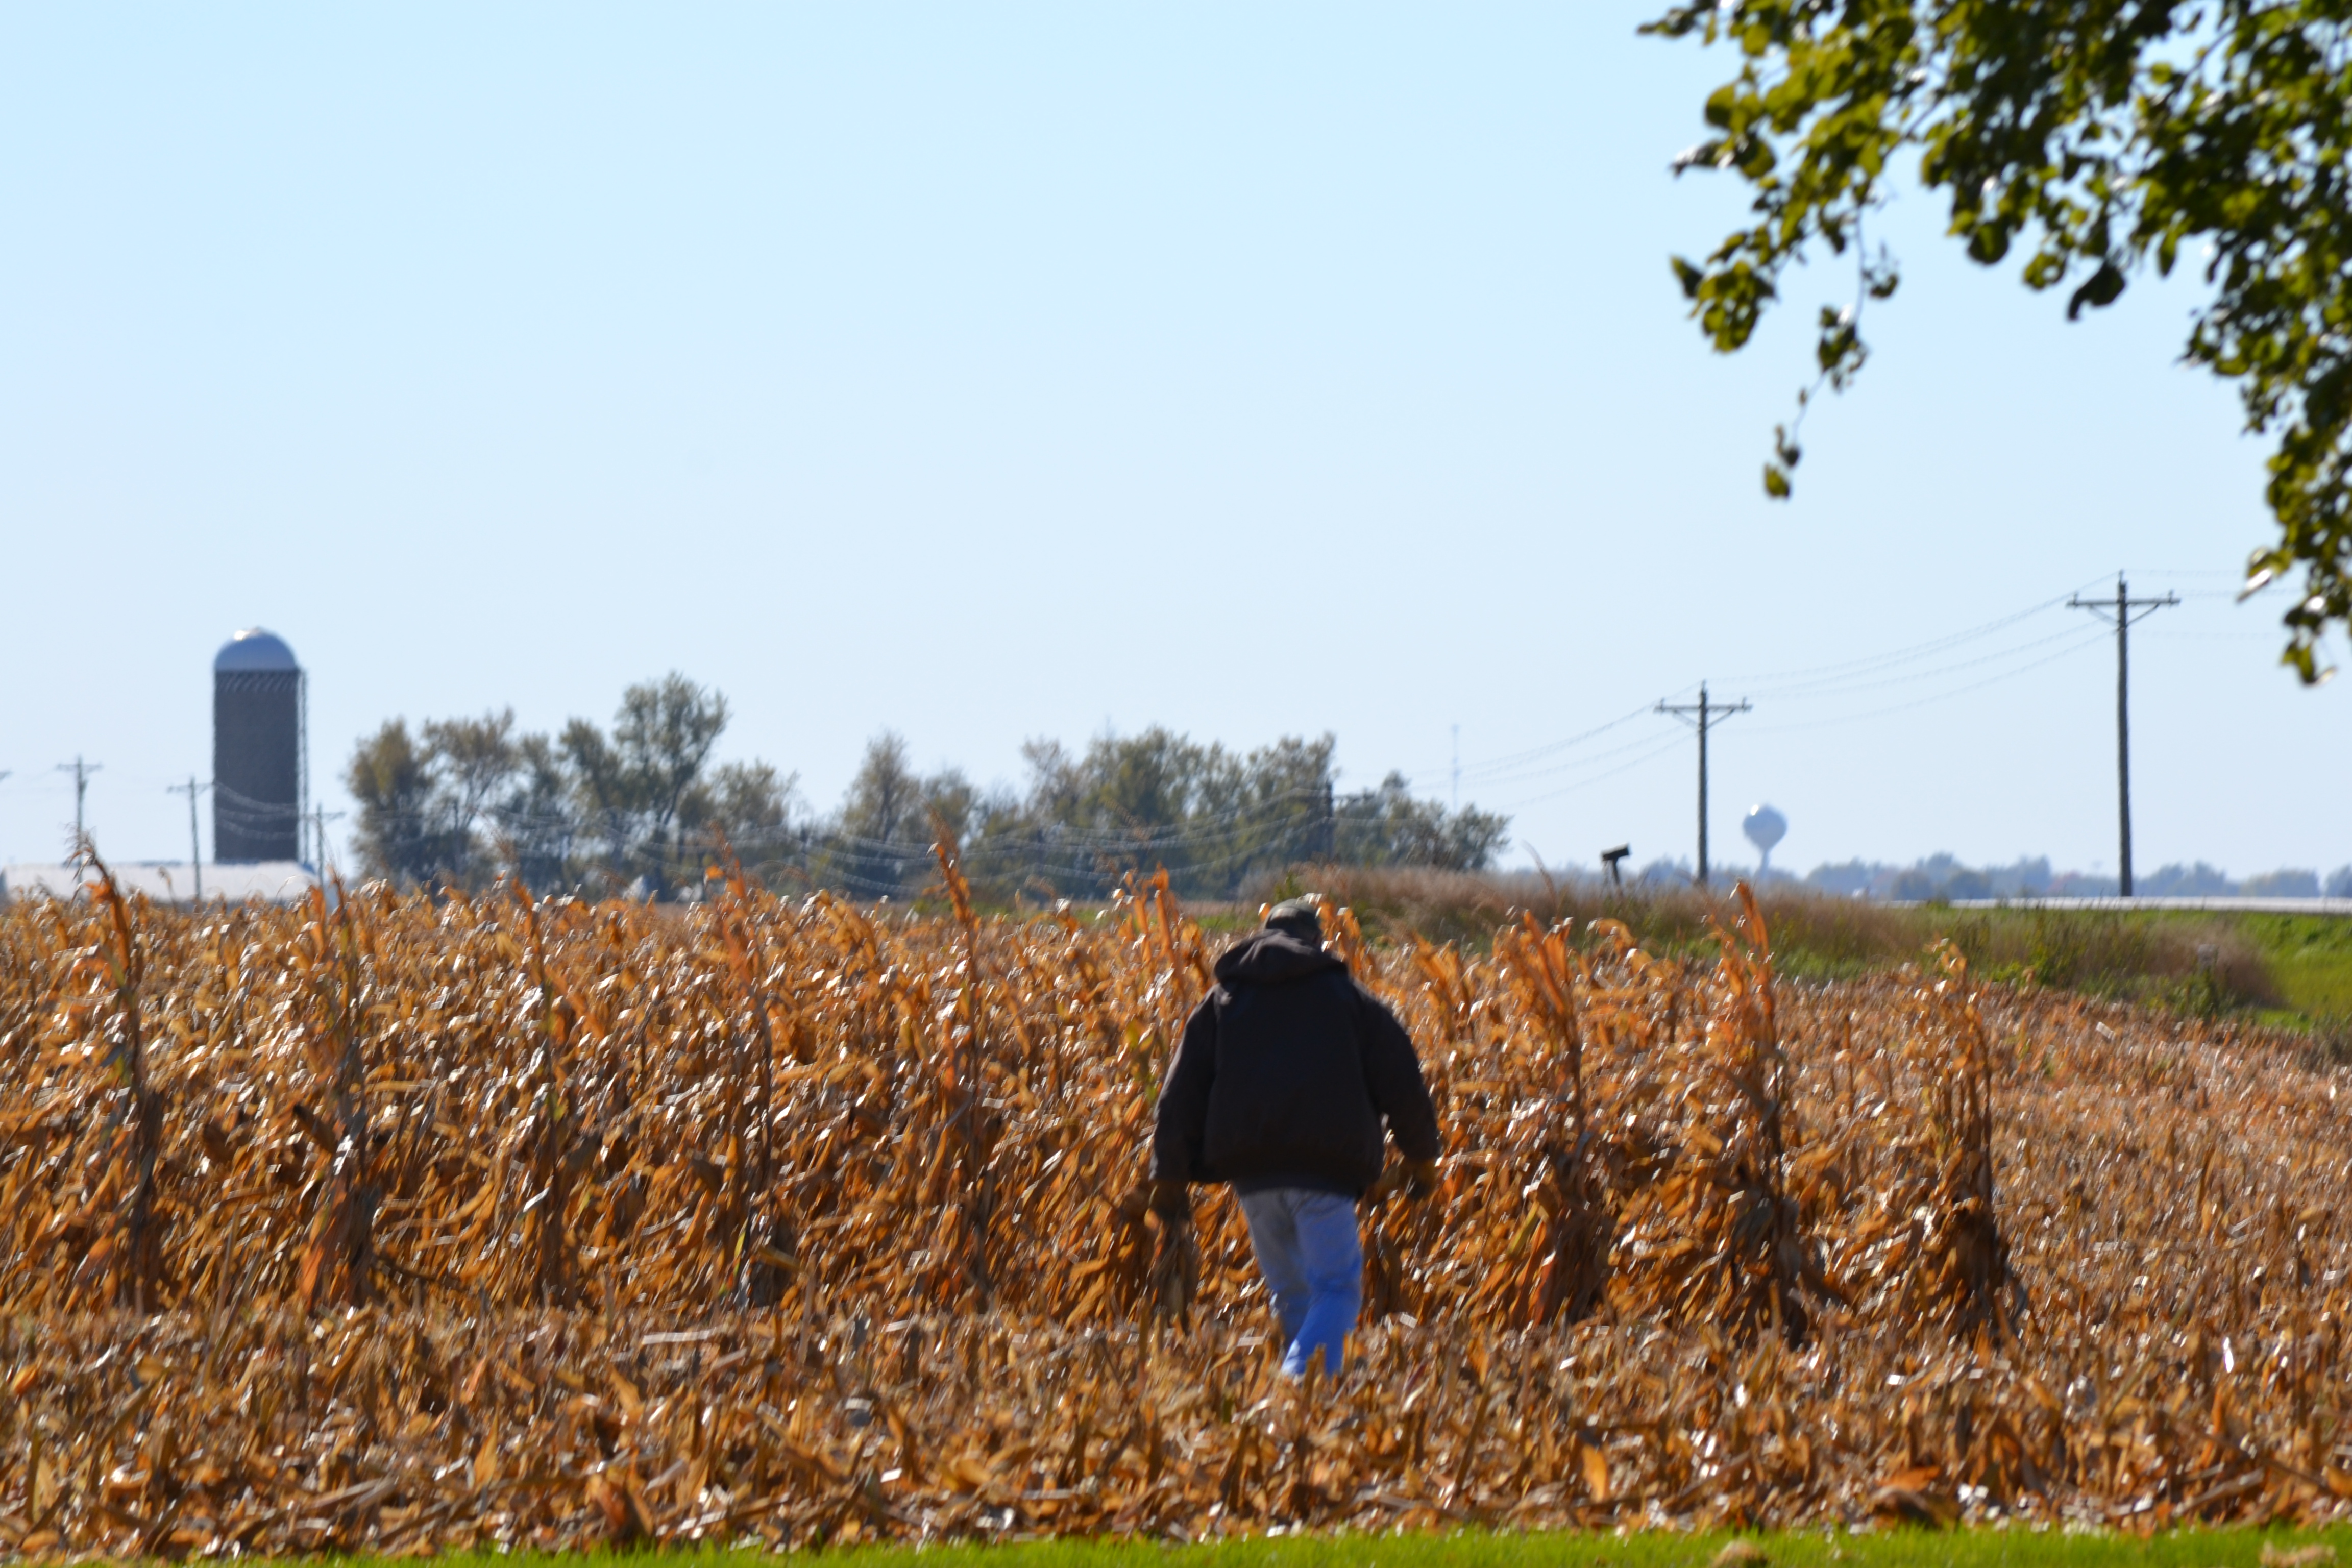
[1153,921,1439,1200]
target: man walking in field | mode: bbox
[1148,898,1442,1378]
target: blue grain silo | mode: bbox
[213,629,305,864]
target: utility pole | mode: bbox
[2069,574,2177,897]
[167,777,205,902]
[313,806,347,880]
[1656,683,1751,885]
[54,756,101,849]
[1450,724,1460,812]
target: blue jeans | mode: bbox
[1236,1187,1363,1378]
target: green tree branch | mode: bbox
[1650,0,2352,679]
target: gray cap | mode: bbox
[1265,898,1322,943]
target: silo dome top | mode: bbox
[213,628,300,673]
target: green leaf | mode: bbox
[2066,262,2125,320]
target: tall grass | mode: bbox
[1265,866,2283,1008]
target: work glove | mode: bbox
[1404,1159,1442,1203]
[1146,1179,1193,1225]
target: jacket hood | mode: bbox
[1213,927,1346,987]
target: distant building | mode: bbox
[2140,861,2237,896]
[214,629,305,863]
[0,862,317,906]
[2243,868,2324,898]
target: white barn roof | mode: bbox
[0,862,320,906]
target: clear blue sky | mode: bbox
[3,4,2343,881]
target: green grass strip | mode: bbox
[387,1524,2352,1568]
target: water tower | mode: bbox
[1743,803,1787,876]
[213,629,304,863]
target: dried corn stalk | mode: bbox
[1494,915,1610,1327]
[1902,940,2014,1344]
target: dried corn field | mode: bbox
[4,856,2352,1556]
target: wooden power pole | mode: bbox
[1656,683,1752,885]
[167,777,205,901]
[2068,574,2177,896]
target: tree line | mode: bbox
[344,673,1508,901]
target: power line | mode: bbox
[1491,730,1693,810]
[1458,721,1713,793]
[1434,590,2103,790]
[1744,623,2114,736]
[213,780,304,816]
[363,781,1353,854]
[1743,619,2106,704]
[1444,588,2204,804]
[1718,587,2093,692]
[1437,703,1661,786]
[1432,583,2130,792]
